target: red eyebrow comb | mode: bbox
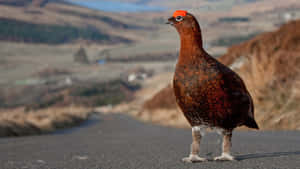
[173,10,187,18]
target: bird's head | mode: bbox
[166,10,201,35]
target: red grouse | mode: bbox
[167,10,259,162]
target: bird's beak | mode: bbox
[166,17,175,25]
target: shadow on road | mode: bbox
[236,151,300,161]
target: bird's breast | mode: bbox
[173,64,219,95]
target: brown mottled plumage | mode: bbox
[167,10,259,162]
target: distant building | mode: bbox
[122,67,154,83]
[281,12,296,22]
[73,47,89,64]
[65,77,73,86]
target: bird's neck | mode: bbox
[178,31,206,64]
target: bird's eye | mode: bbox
[175,16,183,22]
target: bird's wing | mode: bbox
[221,66,254,116]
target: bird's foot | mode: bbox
[182,154,207,163]
[214,153,235,161]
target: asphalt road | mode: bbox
[1,113,300,169]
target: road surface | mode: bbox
[1,113,300,169]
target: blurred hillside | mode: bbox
[98,0,300,62]
[0,0,163,87]
[0,0,153,44]
[111,0,300,13]
[0,0,156,136]
[0,0,60,7]
[136,19,300,130]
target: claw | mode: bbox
[182,154,207,163]
[214,153,235,161]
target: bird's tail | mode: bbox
[244,117,259,129]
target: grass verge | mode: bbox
[0,106,92,137]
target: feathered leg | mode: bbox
[182,126,207,163]
[214,130,235,161]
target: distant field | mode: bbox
[0,41,176,86]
